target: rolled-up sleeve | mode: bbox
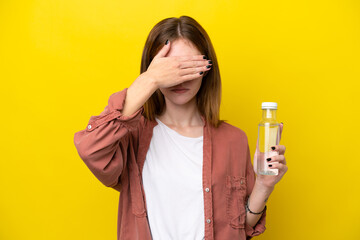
[73,88,143,188]
[245,208,267,239]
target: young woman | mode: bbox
[74,16,287,240]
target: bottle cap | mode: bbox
[261,102,277,109]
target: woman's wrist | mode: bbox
[138,72,159,90]
[245,181,273,227]
[246,197,267,215]
[255,179,275,193]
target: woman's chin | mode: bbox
[166,95,195,106]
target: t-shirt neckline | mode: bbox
[155,117,204,140]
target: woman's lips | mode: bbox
[171,89,189,93]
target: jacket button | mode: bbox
[205,188,210,192]
[206,219,211,223]
[87,124,92,130]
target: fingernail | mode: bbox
[271,146,276,150]
[203,55,207,59]
[208,60,212,64]
[268,164,272,167]
[206,65,211,68]
[200,71,204,75]
[266,158,271,161]
[165,39,169,45]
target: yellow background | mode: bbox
[1,0,359,239]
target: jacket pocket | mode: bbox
[224,175,246,229]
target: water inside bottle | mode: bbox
[257,123,279,175]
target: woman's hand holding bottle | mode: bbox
[254,123,288,190]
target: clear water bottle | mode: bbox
[256,102,280,175]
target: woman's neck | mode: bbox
[157,98,203,128]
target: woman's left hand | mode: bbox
[254,123,288,189]
[256,144,287,189]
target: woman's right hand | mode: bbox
[144,40,212,89]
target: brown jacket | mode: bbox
[74,88,267,240]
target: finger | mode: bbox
[266,155,286,165]
[179,59,212,69]
[179,64,212,76]
[176,54,208,61]
[180,70,207,81]
[271,144,286,155]
[153,39,171,59]
[268,162,288,173]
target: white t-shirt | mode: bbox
[142,117,205,240]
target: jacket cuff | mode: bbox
[86,88,144,132]
[245,207,267,239]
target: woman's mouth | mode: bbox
[171,89,189,94]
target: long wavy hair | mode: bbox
[140,16,225,128]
